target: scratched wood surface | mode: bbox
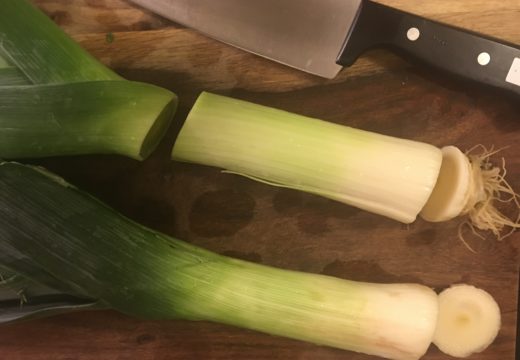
[1,1,519,359]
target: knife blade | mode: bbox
[130,0,520,95]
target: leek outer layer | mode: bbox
[0,67,30,86]
[0,57,29,86]
[0,163,438,360]
[172,92,443,224]
[0,0,120,84]
[0,265,101,324]
[0,81,177,160]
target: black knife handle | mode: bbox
[337,0,520,95]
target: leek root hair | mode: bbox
[462,145,520,241]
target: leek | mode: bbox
[0,56,9,68]
[0,266,101,324]
[0,162,439,360]
[0,1,119,84]
[0,81,175,159]
[0,51,30,86]
[172,93,519,235]
[172,92,442,224]
[0,54,29,86]
[0,67,30,86]
[0,0,177,160]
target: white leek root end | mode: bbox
[420,145,520,240]
[433,284,501,358]
[420,146,470,222]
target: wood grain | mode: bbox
[1,1,519,360]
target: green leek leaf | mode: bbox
[0,55,10,68]
[0,67,30,86]
[0,266,103,324]
[0,0,120,84]
[0,298,103,324]
[0,81,176,160]
[0,0,177,159]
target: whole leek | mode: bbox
[0,162,439,360]
[0,0,177,160]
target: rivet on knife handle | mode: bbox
[337,0,520,95]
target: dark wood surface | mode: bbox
[1,1,519,359]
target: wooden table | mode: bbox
[1,1,519,359]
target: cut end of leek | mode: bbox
[420,145,520,239]
[0,81,178,160]
[420,146,471,222]
[139,94,178,160]
[433,284,500,358]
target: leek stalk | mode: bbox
[172,92,442,224]
[0,0,178,160]
[0,81,175,159]
[172,93,519,235]
[0,162,439,360]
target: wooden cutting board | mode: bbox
[1,1,519,359]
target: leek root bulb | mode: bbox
[421,146,520,239]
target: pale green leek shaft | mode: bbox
[172,92,443,223]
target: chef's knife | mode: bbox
[130,0,520,94]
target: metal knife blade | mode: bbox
[129,0,361,79]
[131,0,520,95]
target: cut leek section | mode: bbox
[0,162,438,360]
[434,285,501,358]
[172,92,442,224]
[172,92,519,235]
[0,0,178,159]
[0,81,176,160]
